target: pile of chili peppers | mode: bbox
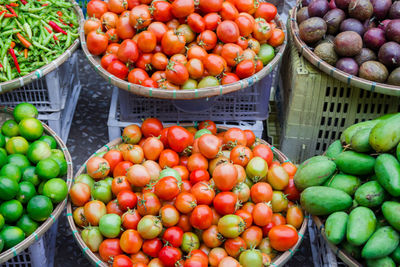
[0,0,79,82]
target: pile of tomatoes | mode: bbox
[69,119,304,267]
[83,0,285,90]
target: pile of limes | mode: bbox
[0,103,69,253]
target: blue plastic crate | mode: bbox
[76,0,87,15]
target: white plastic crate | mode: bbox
[0,53,78,112]
[108,88,264,142]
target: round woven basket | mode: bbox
[0,106,73,263]
[0,0,83,95]
[80,8,287,99]
[313,216,363,267]
[289,2,400,97]
[67,126,307,266]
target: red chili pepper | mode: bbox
[5,5,17,17]
[16,33,32,48]
[42,3,48,6]
[0,11,6,16]
[9,48,20,73]
[0,62,3,69]
[44,26,52,33]
[48,21,67,35]
[59,18,68,26]
[9,3,19,7]
[20,0,28,5]
[56,11,62,16]
[4,13,16,18]
[53,35,58,42]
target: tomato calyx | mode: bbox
[255,18,270,34]
[253,0,260,9]
[93,162,110,176]
[167,60,178,72]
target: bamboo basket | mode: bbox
[67,125,307,266]
[313,216,363,267]
[80,8,287,99]
[0,106,74,263]
[0,0,83,95]
[289,2,400,97]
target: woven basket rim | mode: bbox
[0,106,74,263]
[67,125,307,267]
[313,216,363,267]
[289,2,400,97]
[0,0,83,95]
[80,8,287,99]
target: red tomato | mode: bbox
[243,130,256,147]
[250,182,273,203]
[159,149,179,168]
[203,54,226,76]
[221,73,240,85]
[221,43,243,67]
[84,200,107,226]
[235,0,253,12]
[177,214,193,232]
[173,165,189,180]
[131,251,149,264]
[190,205,213,230]
[230,145,253,166]
[167,126,194,153]
[242,202,254,214]
[87,0,109,19]
[217,20,240,43]
[122,208,141,229]
[120,229,142,254]
[84,17,102,35]
[271,213,286,226]
[135,53,153,71]
[118,39,139,64]
[189,169,210,185]
[255,2,277,22]
[212,163,238,191]
[108,0,127,14]
[163,226,184,247]
[224,237,246,257]
[252,144,273,166]
[262,222,275,237]
[241,226,263,247]
[171,0,195,18]
[235,59,255,79]
[198,134,221,159]
[234,209,253,229]
[235,15,253,37]
[252,202,273,227]
[187,153,208,172]
[107,60,129,80]
[140,118,163,138]
[87,156,110,179]
[99,239,123,262]
[70,183,91,207]
[143,137,164,161]
[155,176,181,200]
[188,13,206,33]
[253,18,272,41]
[281,162,297,177]
[142,238,163,257]
[158,246,182,267]
[151,52,168,70]
[127,0,140,9]
[116,11,135,39]
[213,192,238,215]
[137,192,162,216]
[223,128,247,147]
[209,247,228,266]
[284,178,300,201]
[186,59,204,80]
[268,225,298,251]
[130,5,151,29]
[199,0,222,13]
[162,30,186,56]
[111,176,131,196]
[187,46,208,62]
[107,199,124,216]
[175,192,197,214]
[197,30,217,51]
[87,31,108,56]
[198,120,217,135]
[117,190,138,211]
[106,43,120,55]
[181,179,192,193]
[137,31,157,53]
[165,61,189,85]
[142,78,158,88]
[113,161,133,177]
[204,13,221,31]
[151,0,173,22]
[128,68,149,84]
[101,54,118,70]
[220,1,239,20]
[103,150,123,173]
[112,255,133,267]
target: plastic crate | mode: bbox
[118,69,276,122]
[109,87,265,141]
[0,53,78,113]
[265,101,281,148]
[276,40,400,163]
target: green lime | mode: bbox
[8,154,31,170]
[50,156,67,177]
[1,164,22,183]
[1,120,19,137]
[27,195,53,222]
[39,135,57,149]
[27,140,51,164]
[0,226,25,249]
[51,149,64,159]
[0,200,23,223]
[0,151,7,169]
[0,133,5,147]
[36,158,59,180]
[43,178,68,204]
[6,136,29,155]
[75,174,95,189]
[13,103,39,123]
[22,166,40,186]
[0,176,19,200]
[16,181,37,204]
[16,214,39,236]
[0,214,4,231]
[19,118,43,141]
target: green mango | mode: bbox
[375,154,400,197]
[350,128,372,152]
[354,181,386,208]
[347,207,376,246]
[300,186,353,216]
[334,151,375,176]
[293,156,336,191]
[325,211,348,245]
[325,140,343,160]
[324,174,360,196]
[362,226,399,259]
[341,241,361,260]
[341,120,378,145]
[382,201,400,231]
[366,257,396,267]
[369,113,400,152]
[390,245,400,264]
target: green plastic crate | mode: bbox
[276,39,400,163]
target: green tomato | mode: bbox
[181,232,200,253]
[258,44,275,65]
[194,129,212,139]
[81,226,103,252]
[217,215,246,238]
[182,79,198,89]
[198,76,220,88]
[91,184,112,204]
[104,177,114,188]
[137,215,162,239]
[75,174,95,189]
[239,249,263,267]
[159,167,181,182]
[246,157,268,182]
[99,214,121,238]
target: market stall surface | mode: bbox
[54,52,314,267]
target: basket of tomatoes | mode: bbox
[67,118,306,267]
[0,104,73,263]
[81,0,287,99]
